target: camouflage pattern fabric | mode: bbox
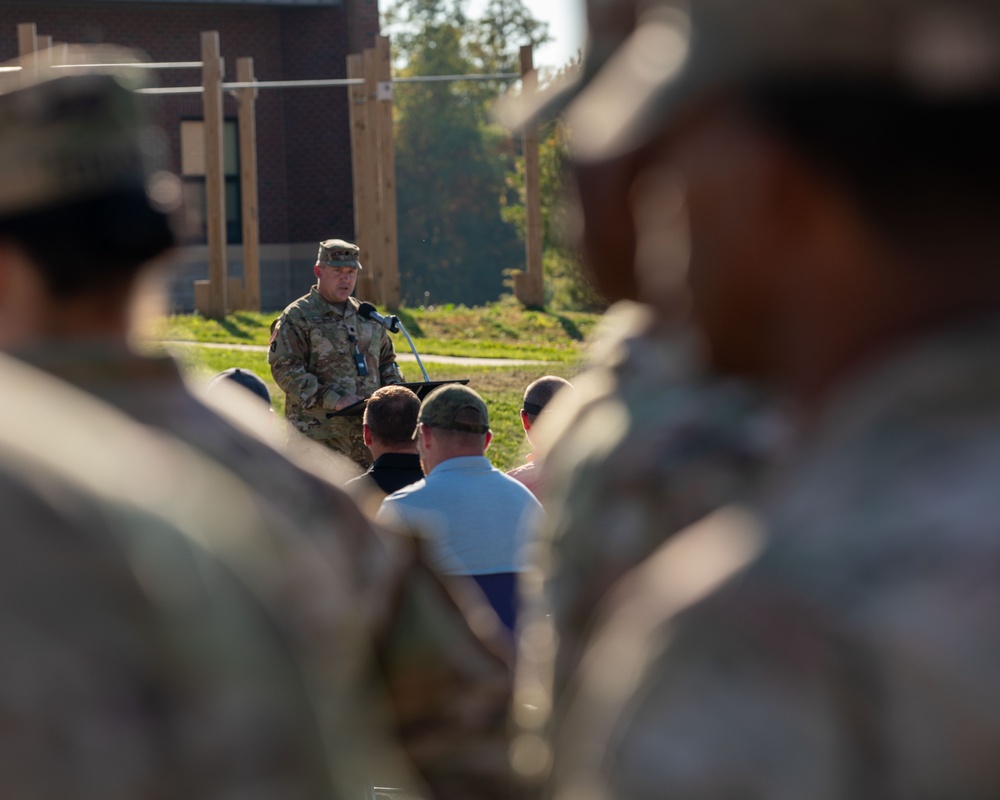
[20,342,514,800]
[269,288,404,466]
[512,301,775,788]
[547,315,1000,799]
[0,351,344,798]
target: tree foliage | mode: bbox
[499,62,607,312]
[383,0,554,306]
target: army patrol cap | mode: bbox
[317,239,362,269]
[416,384,490,436]
[0,45,178,219]
[554,0,1000,162]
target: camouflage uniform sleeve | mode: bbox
[378,328,405,385]
[269,308,343,411]
[369,531,514,800]
[543,509,848,800]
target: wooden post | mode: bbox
[17,23,38,78]
[375,35,401,310]
[515,44,545,308]
[236,57,260,311]
[348,53,377,302]
[362,46,384,304]
[200,31,228,319]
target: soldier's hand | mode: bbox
[334,394,364,411]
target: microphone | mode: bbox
[358,302,430,381]
[358,302,400,334]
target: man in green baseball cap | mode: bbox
[378,383,543,631]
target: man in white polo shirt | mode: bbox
[378,384,542,631]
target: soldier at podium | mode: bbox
[269,238,405,467]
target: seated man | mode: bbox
[378,385,542,631]
[507,375,572,499]
[346,385,424,498]
[207,367,272,408]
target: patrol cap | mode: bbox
[0,45,178,219]
[416,384,490,436]
[561,0,1000,162]
[317,239,362,269]
[208,368,271,406]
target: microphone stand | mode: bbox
[396,320,430,382]
[358,303,430,382]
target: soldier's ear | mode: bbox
[313,264,322,279]
[0,240,51,348]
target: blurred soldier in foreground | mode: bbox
[0,351,358,798]
[518,0,1000,797]
[499,0,774,787]
[0,49,513,799]
[270,239,405,467]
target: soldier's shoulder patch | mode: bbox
[269,319,281,351]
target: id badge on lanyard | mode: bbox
[347,324,369,377]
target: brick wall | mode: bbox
[0,0,381,311]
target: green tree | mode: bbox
[383,0,551,306]
[500,63,607,312]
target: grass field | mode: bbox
[147,295,600,363]
[149,299,593,472]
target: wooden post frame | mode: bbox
[375,35,401,310]
[348,52,377,302]
[17,22,38,78]
[362,46,384,304]
[200,31,228,319]
[236,57,261,311]
[515,44,545,308]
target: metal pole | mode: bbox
[397,322,430,382]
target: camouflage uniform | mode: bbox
[0,42,511,798]
[269,288,404,466]
[20,342,514,800]
[512,302,775,786]
[547,316,1000,800]
[0,351,350,798]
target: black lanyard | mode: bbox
[347,323,369,377]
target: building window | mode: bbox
[180,119,242,244]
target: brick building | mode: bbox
[0,0,381,311]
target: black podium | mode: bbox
[326,380,470,417]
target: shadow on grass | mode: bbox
[219,317,256,341]
[552,313,585,341]
[393,308,425,338]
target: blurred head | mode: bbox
[520,375,572,444]
[558,0,1000,387]
[208,368,271,408]
[362,385,421,457]
[0,47,179,316]
[414,384,492,472]
[314,238,360,304]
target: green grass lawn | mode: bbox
[146,297,596,471]
[162,343,580,473]
[146,295,600,363]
